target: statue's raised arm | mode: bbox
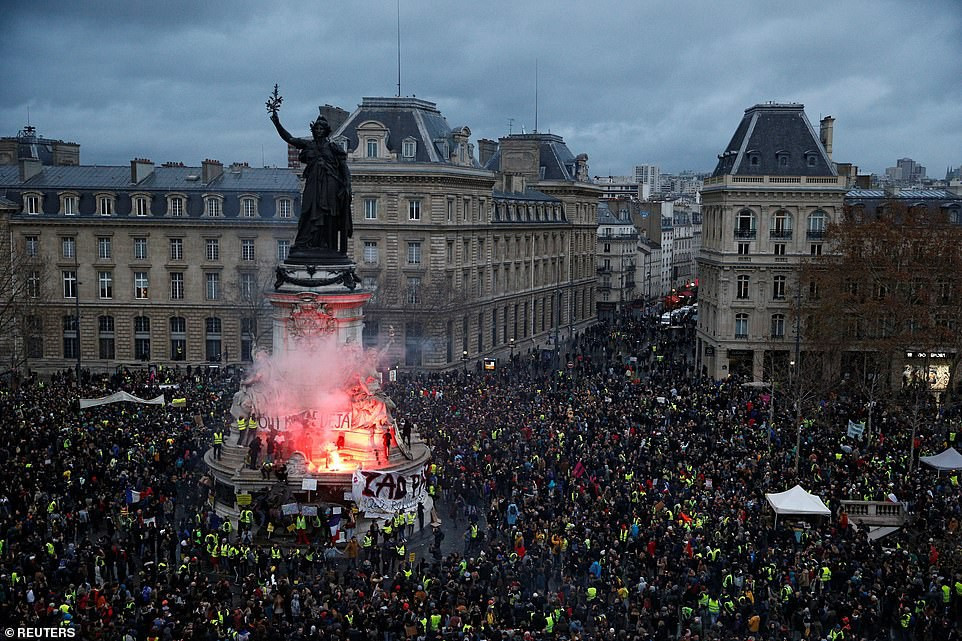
[267,85,305,149]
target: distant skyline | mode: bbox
[2,1,960,177]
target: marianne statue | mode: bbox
[267,86,352,258]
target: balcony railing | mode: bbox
[597,267,612,275]
[734,332,748,339]
[734,229,757,239]
[769,229,793,239]
[806,229,826,240]
[704,174,846,188]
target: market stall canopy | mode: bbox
[79,391,165,409]
[765,485,831,516]
[920,447,962,471]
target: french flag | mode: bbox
[125,489,141,504]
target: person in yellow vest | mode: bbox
[239,509,253,532]
[406,510,415,536]
[246,415,258,443]
[212,430,224,460]
[236,414,248,446]
[295,514,309,546]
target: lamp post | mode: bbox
[461,350,468,375]
[509,337,515,362]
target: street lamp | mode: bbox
[509,337,515,362]
[461,350,468,375]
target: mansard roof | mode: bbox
[712,103,835,178]
[0,164,299,192]
[334,97,480,166]
[483,133,581,181]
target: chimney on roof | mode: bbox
[478,139,498,166]
[820,116,835,161]
[18,157,42,182]
[130,158,154,183]
[202,159,223,183]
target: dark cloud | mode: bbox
[2,0,959,177]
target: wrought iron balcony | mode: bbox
[769,229,793,240]
[806,229,826,240]
[734,228,757,239]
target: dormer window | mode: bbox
[96,193,115,216]
[23,192,43,215]
[402,138,417,159]
[204,195,223,217]
[240,195,258,218]
[776,151,789,167]
[366,138,378,158]
[132,193,151,217]
[332,136,349,152]
[60,193,79,216]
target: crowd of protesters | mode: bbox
[0,312,960,641]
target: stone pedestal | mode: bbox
[206,257,434,536]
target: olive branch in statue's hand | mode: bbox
[266,84,283,116]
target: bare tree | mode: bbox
[0,236,48,375]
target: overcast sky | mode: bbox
[3,1,960,178]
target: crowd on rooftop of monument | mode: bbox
[0,313,960,641]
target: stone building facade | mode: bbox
[0,154,299,373]
[696,103,847,380]
[333,98,599,369]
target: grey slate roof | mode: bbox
[483,133,579,181]
[491,188,558,203]
[334,97,480,166]
[712,103,835,178]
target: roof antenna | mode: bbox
[534,58,539,133]
[507,118,514,135]
[396,0,402,97]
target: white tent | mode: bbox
[765,485,831,526]
[920,447,962,471]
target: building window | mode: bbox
[241,197,257,217]
[61,194,78,216]
[133,237,148,260]
[363,320,379,350]
[810,244,822,256]
[134,316,150,361]
[770,210,792,239]
[363,241,379,265]
[277,239,290,261]
[603,243,611,253]
[169,238,184,261]
[25,316,43,358]
[408,200,421,221]
[25,235,39,257]
[62,237,76,259]
[62,271,77,299]
[807,210,827,239]
[241,239,255,261]
[736,275,750,299]
[63,315,78,359]
[168,196,185,217]
[407,277,421,305]
[205,317,222,362]
[366,138,378,158]
[170,272,184,300]
[737,242,749,256]
[364,198,378,220]
[133,195,150,216]
[405,322,423,367]
[26,270,41,298]
[773,243,786,256]
[277,198,292,218]
[170,316,186,361]
[407,241,421,265]
[205,238,220,261]
[771,313,786,339]
[134,272,149,299]
[206,272,220,300]
[97,237,112,260]
[773,275,786,300]
[97,195,114,216]
[98,315,115,360]
[735,313,749,339]
[240,272,255,301]
[23,193,42,215]
[735,209,756,238]
[447,199,454,222]
[402,139,416,158]
[241,317,256,361]
[205,196,222,217]
[98,271,113,299]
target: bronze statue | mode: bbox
[267,85,352,258]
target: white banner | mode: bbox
[79,391,166,409]
[352,468,427,515]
